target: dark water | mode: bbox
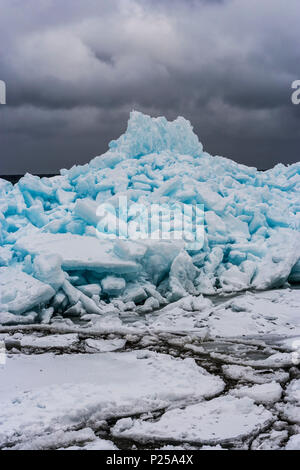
[1,174,56,184]
[1,168,270,185]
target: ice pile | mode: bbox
[0,111,299,322]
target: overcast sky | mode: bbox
[0,0,299,174]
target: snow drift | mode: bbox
[0,111,299,322]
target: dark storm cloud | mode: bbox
[0,0,299,173]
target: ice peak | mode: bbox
[108,110,203,158]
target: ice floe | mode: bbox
[112,395,274,445]
[0,350,224,448]
[229,382,282,405]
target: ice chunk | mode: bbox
[169,251,198,300]
[62,280,102,315]
[85,338,126,352]
[39,307,54,324]
[51,290,68,312]
[62,437,118,451]
[0,246,12,267]
[219,264,253,292]
[74,198,99,226]
[222,365,289,385]
[285,379,300,405]
[10,428,98,451]
[25,201,49,228]
[101,276,126,296]
[18,173,54,199]
[15,233,140,274]
[142,241,183,285]
[0,267,55,315]
[0,311,38,325]
[56,189,76,205]
[107,111,202,159]
[20,334,79,350]
[77,284,101,297]
[207,289,300,337]
[33,254,64,291]
[136,296,160,313]
[0,178,13,196]
[122,283,147,304]
[285,434,300,450]
[277,380,300,425]
[0,351,224,447]
[251,429,289,450]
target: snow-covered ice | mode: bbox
[84,337,126,352]
[205,289,300,338]
[0,267,55,315]
[19,333,79,350]
[222,365,289,385]
[276,379,300,425]
[15,233,140,274]
[285,434,300,450]
[229,382,282,405]
[112,395,274,445]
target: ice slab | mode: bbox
[0,267,55,315]
[15,233,140,274]
[7,428,98,451]
[84,338,126,352]
[1,111,299,319]
[0,350,224,447]
[222,365,289,385]
[285,379,300,404]
[206,289,300,338]
[20,333,79,350]
[61,438,118,451]
[112,395,274,445]
[251,429,289,450]
[277,379,300,424]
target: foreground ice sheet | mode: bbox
[1,288,299,450]
[0,111,299,319]
[112,396,274,445]
[0,351,224,449]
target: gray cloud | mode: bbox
[0,0,299,173]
